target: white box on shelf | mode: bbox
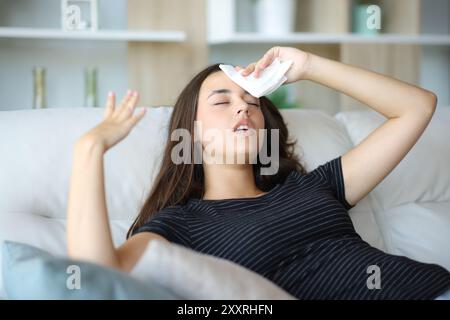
[207,0,236,43]
[255,0,297,36]
[61,0,98,31]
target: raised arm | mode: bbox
[66,90,154,271]
[239,46,437,207]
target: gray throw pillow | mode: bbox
[2,241,179,300]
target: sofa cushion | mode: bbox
[280,109,353,170]
[130,239,296,300]
[2,241,178,300]
[379,201,450,271]
[335,108,450,209]
[0,212,132,298]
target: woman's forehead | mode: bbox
[201,71,253,98]
[202,72,241,92]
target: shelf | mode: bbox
[0,27,186,42]
[209,33,450,46]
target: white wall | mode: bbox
[0,0,129,110]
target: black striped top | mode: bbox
[133,156,450,300]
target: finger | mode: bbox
[119,91,139,120]
[116,89,133,112]
[254,50,275,78]
[254,60,268,78]
[115,89,135,117]
[103,91,115,119]
[234,65,243,71]
[254,56,269,78]
[126,91,139,111]
[253,62,263,78]
[241,63,256,76]
[261,50,275,67]
[126,107,147,127]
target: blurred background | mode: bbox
[0,0,448,116]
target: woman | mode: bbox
[66,46,450,299]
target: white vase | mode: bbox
[255,0,296,35]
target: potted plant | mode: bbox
[267,86,299,109]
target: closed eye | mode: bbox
[214,102,260,107]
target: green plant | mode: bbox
[266,86,299,109]
[353,0,378,4]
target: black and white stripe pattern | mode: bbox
[133,156,450,300]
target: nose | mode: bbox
[235,100,250,116]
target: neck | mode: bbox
[202,164,266,200]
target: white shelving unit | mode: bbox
[0,27,186,42]
[207,0,450,46]
[0,0,187,111]
[209,32,450,46]
[207,0,450,113]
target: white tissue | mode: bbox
[219,57,293,98]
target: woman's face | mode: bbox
[196,71,265,164]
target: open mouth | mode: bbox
[233,125,255,136]
[234,124,249,132]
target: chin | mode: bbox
[202,130,262,164]
[229,147,259,165]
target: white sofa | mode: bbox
[1,106,449,298]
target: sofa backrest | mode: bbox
[0,107,384,248]
[0,107,172,220]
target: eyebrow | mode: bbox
[207,89,255,99]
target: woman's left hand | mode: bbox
[235,46,312,84]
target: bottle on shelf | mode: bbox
[32,67,47,109]
[84,67,98,107]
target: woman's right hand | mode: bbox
[235,46,312,84]
[78,90,147,152]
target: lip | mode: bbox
[233,128,256,137]
[232,118,255,132]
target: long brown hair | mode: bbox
[126,63,306,239]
